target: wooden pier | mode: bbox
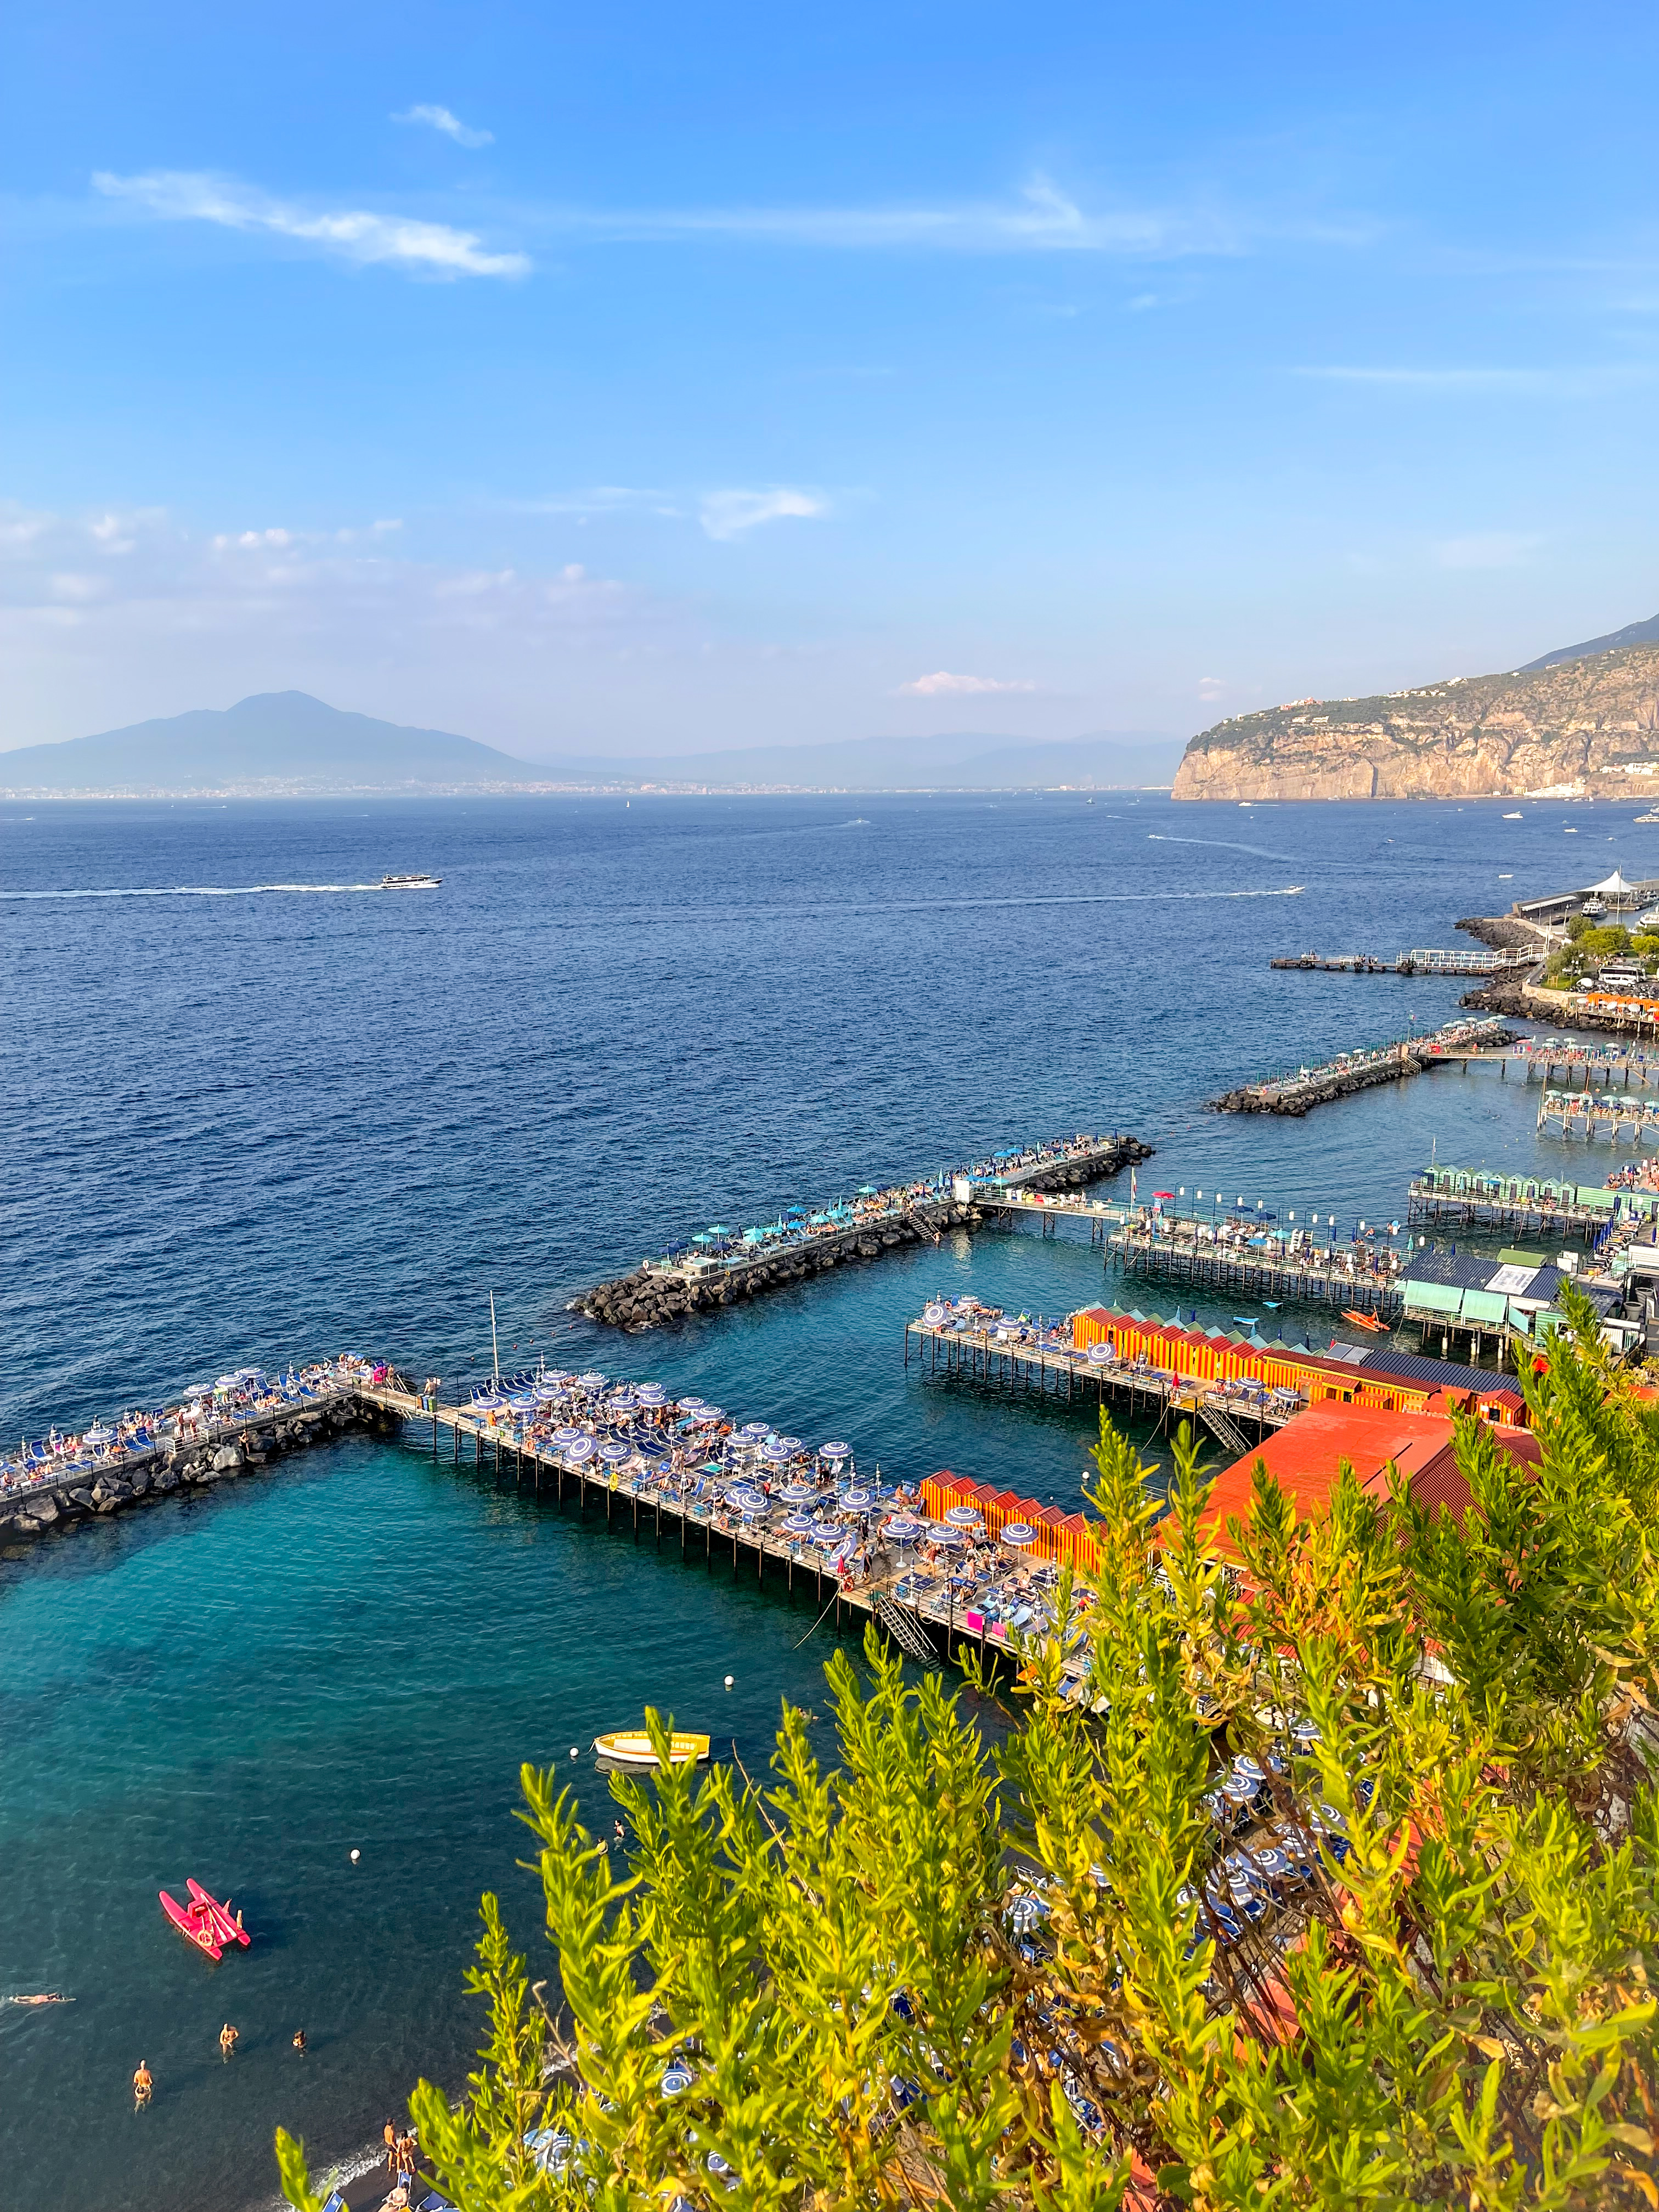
[1407,1170,1617,1238]
[902,1317,1291,1455]
[1107,1224,1403,1316]
[355,1383,1047,1669]
[1537,1088,1659,1142]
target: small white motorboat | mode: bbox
[380,873,442,890]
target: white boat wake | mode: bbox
[0,883,390,900]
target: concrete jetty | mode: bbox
[580,1130,1152,1329]
[0,1370,380,1541]
[1269,949,1532,977]
[1210,1015,1514,1116]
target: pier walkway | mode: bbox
[354,1379,1079,1668]
[1537,1088,1659,1141]
[1106,1218,1403,1315]
[902,1314,1292,1448]
[1407,1169,1626,1238]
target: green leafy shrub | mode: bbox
[278,1299,1659,2211]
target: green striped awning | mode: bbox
[1403,1280,1463,1316]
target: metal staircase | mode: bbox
[872,1593,940,1663]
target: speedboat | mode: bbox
[380,873,442,890]
[593,1730,710,1767]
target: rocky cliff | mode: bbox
[1171,642,1659,802]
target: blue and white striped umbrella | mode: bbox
[597,1441,631,1464]
[884,1516,925,1543]
[1000,1523,1037,1548]
[562,1436,597,1462]
[551,1426,587,1446]
[577,1372,607,1390]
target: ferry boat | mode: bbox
[380,873,442,890]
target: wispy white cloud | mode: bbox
[1434,531,1544,571]
[393,104,494,149]
[699,488,827,541]
[1293,364,1651,397]
[1197,676,1224,701]
[92,169,529,279]
[528,174,1258,258]
[515,487,686,520]
[895,670,1041,696]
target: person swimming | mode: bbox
[133,2061,153,2108]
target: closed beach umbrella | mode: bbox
[1000,1523,1037,1548]
[944,1506,984,1529]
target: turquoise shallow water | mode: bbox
[2,790,1652,2208]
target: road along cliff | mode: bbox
[1172,643,1659,802]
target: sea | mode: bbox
[0,789,1644,2211]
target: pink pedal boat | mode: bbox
[159,1881,249,1961]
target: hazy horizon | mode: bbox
[8,2,1658,757]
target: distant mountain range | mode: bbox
[0,691,1183,795]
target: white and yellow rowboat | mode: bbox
[592,1730,712,1768]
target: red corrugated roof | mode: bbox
[1196,1403,1536,1558]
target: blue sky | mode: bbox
[5,1,1658,758]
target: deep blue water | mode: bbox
[2,790,1650,2210]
